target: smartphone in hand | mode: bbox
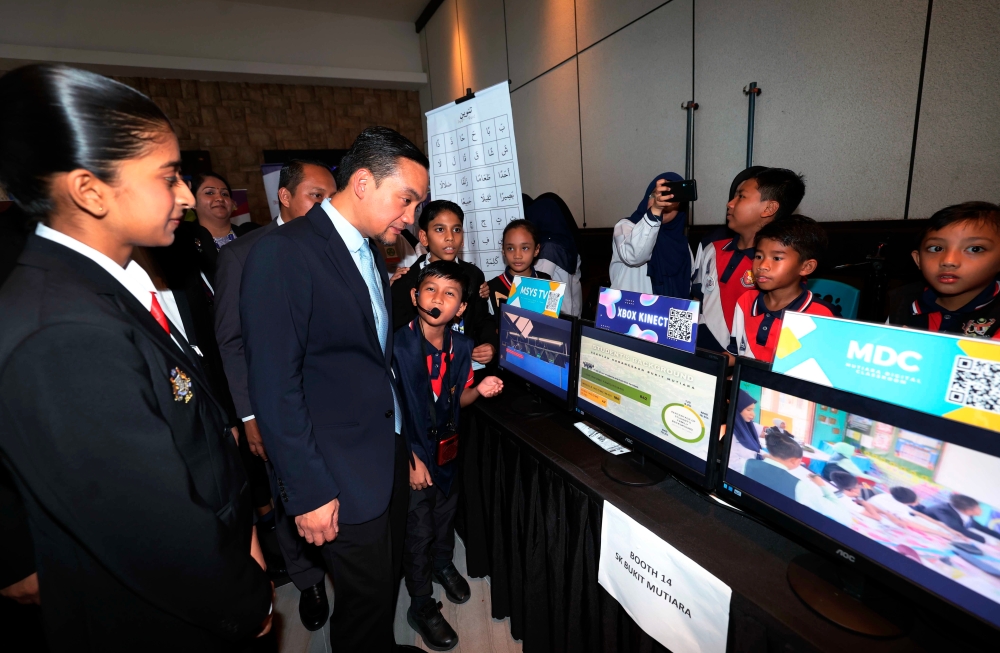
[661,179,698,203]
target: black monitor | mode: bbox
[720,361,1000,636]
[498,302,576,414]
[573,324,727,490]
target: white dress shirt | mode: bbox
[35,224,187,351]
[321,199,388,330]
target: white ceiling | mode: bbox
[231,0,428,22]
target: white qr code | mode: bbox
[946,356,1000,414]
[667,308,695,343]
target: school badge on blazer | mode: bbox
[170,368,194,403]
[740,268,755,288]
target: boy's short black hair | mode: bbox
[829,470,858,492]
[418,199,464,231]
[764,428,803,461]
[750,168,806,220]
[890,486,918,504]
[334,126,429,190]
[921,201,1000,241]
[950,494,980,512]
[279,159,331,193]
[417,259,468,302]
[502,219,538,244]
[755,214,828,263]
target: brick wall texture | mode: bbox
[115,77,424,224]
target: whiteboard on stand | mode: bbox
[425,81,524,277]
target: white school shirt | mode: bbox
[610,213,694,296]
[35,224,188,350]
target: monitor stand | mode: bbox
[507,391,554,418]
[602,452,667,487]
[787,553,906,638]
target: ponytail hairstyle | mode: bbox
[0,64,173,219]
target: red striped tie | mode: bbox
[149,293,170,334]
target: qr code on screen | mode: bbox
[667,308,695,342]
[945,356,1000,414]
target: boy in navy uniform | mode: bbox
[391,200,496,369]
[729,215,836,363]
[692,167,805,351]
[889,202,1000,339]
[395,261,503,650]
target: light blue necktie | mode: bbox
[358,242,402,434]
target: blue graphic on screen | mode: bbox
[499,303,571,400]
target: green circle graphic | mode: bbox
[661,403,705,443]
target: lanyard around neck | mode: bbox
[417,320,453,436]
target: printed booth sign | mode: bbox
[598,501,731,653]
[507,276,566,318]
[773,312,1000,431]
[596,288,700,354]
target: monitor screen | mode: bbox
[722,364,1000,629]
[575,325,724,484]
[498,303,573,402]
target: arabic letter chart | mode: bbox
[426,81,525,276]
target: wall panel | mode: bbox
[578,0,692,228]
[510,59,585,223]
[694,0,927,224]
[909,0,1000,217]
[504,0,577,88]
[575,0,667,50]
[425,0,465,110]
[457,0,509,93]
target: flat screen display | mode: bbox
[499,303,573,401]
[722,365,1000,629]
[576,325,722,478]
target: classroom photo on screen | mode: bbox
[729,382,1000,611]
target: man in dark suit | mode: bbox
[0,230,272,650]
[242,127,428,652]
[919,494,999,544]
[215,159,336,631]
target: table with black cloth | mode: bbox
[454,385,984,653]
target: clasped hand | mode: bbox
[294,497,340,546]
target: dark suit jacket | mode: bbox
[241,204,400,524]
[0,236,271,651]
[214,219,280,420]
[919,502,997,544]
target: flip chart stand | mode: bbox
[455,87,475,105]
[787,553,907,637]
[743,82,761,168]
[682,100,699,226]
[601,451,667,487]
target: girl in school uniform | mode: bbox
[610,172,693,299]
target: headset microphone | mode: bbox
[418,305,442,319]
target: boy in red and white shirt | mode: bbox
[730,215,836,363]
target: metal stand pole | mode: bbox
[743,82,761,168]
[681,100,698,226]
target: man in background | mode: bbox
[214,160,337,631]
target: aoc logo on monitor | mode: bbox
[847,341,922,373]
[835,548,856,563]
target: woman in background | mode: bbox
[729,390,763,473]
[610,172,692,298]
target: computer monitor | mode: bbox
[720,361,1000,636]
[574,324,727,490]
[498,302,576,413]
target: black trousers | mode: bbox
[320,434,409,653]
[266,460,326,591]
[403,485,459,598]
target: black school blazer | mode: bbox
[0,236,270,652]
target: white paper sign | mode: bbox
[574,421,631,455]
[598,501,731,653]
[425,81,524,277]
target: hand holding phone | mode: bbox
[660,179,698,203]
[649,179,680,219]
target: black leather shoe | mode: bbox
[406,600,458,651]
[298,581,329,632]
[433,563,471,604]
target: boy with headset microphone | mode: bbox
[394,260,503,650]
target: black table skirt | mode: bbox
[455,388,979,653]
